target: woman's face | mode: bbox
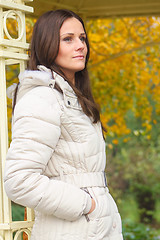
[55,17,88,84]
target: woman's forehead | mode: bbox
[60,17,85,35]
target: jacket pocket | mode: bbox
[84,188,99,238]
[82,187,98,221]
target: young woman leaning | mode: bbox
[4,9,123,240]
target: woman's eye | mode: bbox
[80,36,86,42]
[63,37,72,42]
[62,36,86,43]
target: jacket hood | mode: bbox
[7,65,75,102]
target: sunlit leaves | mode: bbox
[87,17,160,145]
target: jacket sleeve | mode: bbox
[4,86,91,221]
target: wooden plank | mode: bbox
[0,0,33,13]
[0,39,29,49]
[0,50,28,60]
[0,221,34,230]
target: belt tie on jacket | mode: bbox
[51,171,107,188]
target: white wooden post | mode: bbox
[0,1,34,239]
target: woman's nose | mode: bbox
[75,38,85,50]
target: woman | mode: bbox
[4,9,123,240]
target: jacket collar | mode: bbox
[37,65,82,110]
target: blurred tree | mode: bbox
[87,17,160,147]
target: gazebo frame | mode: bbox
[0,1,34,239]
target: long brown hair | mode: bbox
[15,10,101,124]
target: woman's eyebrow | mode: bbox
[60,32,86,37]
[61,33,74,36]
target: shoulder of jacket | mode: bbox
[18,85,60,107]
[13,85,62,124]
[19,69,52,83]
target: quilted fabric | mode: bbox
[4,66,123,240]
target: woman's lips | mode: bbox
[73,55,84,59]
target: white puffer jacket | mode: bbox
[4,66,123,240]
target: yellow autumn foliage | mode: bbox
[6,16,160,144]
[87,17,160,143]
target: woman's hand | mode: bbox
[88,198,96,214]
